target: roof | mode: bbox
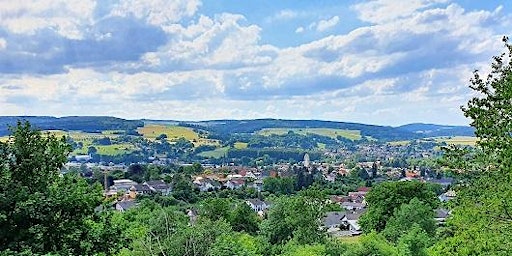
[116,200,137,211]
[114,179,138,185]
[344,209,366,221]
[145,180,170,190]
[131,184,152,192]
[246,199,266,207]
[357,187,370,192]
[323,212,345,227]
[341,202,365,208]
[435,208,450,219]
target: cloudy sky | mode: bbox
[0,0,510,126]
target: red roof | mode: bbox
[357,187,370,192]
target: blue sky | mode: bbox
[0,0,510,125]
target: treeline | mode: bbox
[0,116,143,136]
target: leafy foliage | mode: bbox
[432,37,512,255]
[0,122,119,255]
[359,180,438,232]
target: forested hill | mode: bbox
[397,123,475,137]
[0,116,144,136]
[0,116,473,140]
[178,119,474,141]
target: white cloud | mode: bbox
[0,38,6,50]
[109,0,201,26]
[0,1,510,125]
[316,16,340,32]
[275,9,299,20]
[142,13,278,70]
[352,0,448,24]
[0,0,96,39]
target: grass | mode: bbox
[338,236,361,244]
[434,136,478,146]
[257,128,362,140]
[234,142,248,149]
[137,124,199,141]
[387,140,411,146]
[73,143,136,155]
[198,146,230,158]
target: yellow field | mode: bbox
[0,136,9,143]
[137,124,199,141]
[234,142,248,149]
[434,136,478,146]
[257,128,361,140]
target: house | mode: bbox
[194,178,221,192]
[129,184,152,198]
[110,179,138,193]
[246,199,270,212]
[324,173,337,182]
[248,179,264,192]
[342,211,365,235]
[438,190,456,202]
[341,202,366,211]
[144,180,172,195]
[323,212,348,236]
[226,179,245,189]
[115,200,137,212]
[435,209,450,224]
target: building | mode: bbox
[246,199,270,212]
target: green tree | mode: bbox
[343,232,398,256]
[382,198,436,243]
[209,233,261,256]
[0,121,119,255]
[359,181,438,232]
[229,202,260,234]
[431,37,512,255]
[260,195,324,245]
[397,224,433,256]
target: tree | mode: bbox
[260,195,324,245]
[381,198,436,243]
[359,181,438,232]
[0,121,119,255]
[209,233,261,256]
[229,202,260,234]
[431,37,512,255]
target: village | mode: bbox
[66,152,456,238]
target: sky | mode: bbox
[0,0,510,126]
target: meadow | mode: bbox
[257,128,362,140]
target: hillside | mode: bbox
[0,116,144,136]
[0,116,474,141]
[397,123,475,137]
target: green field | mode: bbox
[257,128,362,140]
[198,146,230,158]
[387,140,411,146]
[138,124,199,141]
[434,136,478,146]
[74,143,136,155]
[338,235,361,244]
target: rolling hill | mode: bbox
[0,116,474,141]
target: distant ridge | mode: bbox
[0,116,474,140]
[397,123,475,137]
